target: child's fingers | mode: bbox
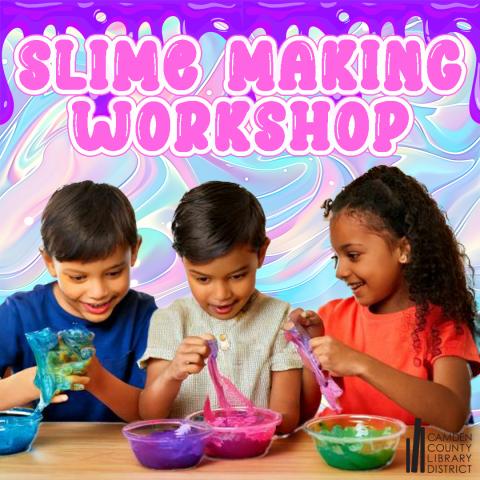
[66,375,90,391]
[182,353,206,367]
[184,362,204,376]
[51,394,69,403]
[179,336,212,356]
[288,308,305,324]
[171,353,206,380]
[199,333,215,342]
[282,320,295,331]
[61,361,90,376]
[301,310,321,325]
[309,335,328,348]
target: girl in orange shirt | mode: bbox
[290,165,480,433]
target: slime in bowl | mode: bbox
[122,419,212,469]
[187,407,282,459]
[0,408,42,455]
[304,414,406,470]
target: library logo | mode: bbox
[405,418,473,474]
[406,418,425,472]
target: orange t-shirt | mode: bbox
[317,297,480,425]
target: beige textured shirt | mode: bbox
[138,292,302,418]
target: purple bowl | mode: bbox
[186,407,282,459]
[122,419,212,469]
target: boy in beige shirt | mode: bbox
[138,181,302,433]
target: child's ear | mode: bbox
[257,238,271,267]
[131,236,142,266]
[398,237,411,264]
[40,247,57,277]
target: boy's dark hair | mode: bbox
[41,181,138,261]
[323,165,477,351]
[171,181,267,263]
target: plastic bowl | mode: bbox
[122,419,212,469]
[304,414,406,470]
[0,408,42,455]
[186,407,282,459]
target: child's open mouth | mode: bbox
[349,282,365,294]
[211,302,237,315]
[82,300,113,315]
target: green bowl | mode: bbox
[304,414,406,470]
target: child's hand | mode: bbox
[25,367,69,404]
[65,374,91,391]
[287,308,325,338]
[167,334,215,381]
[310,336,366,377]
[58,354,94,392]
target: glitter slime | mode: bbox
[122,419,211,469]
[0,408,42,455]
[285,322,342,413]
[304,414,406,470]
[189,340,281,459]
[25,327,95,411]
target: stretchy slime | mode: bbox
[285,322,342,412]
[25,327,95,411]
[195,339,281,459]
[204,339,255,423]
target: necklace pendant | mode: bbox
[219,333,230,351]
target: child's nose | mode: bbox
[213,281,232,301]
[335,258,350,280]
[88,279,109,300]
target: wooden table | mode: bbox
[0,424,478,479]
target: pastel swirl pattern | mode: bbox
[0,2,479,414]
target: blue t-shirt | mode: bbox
[0,282,157,421]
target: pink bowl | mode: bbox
[186,407,281,459]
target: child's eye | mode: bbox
[231,273,246,280]
[347,252,360,261]
[68,275,85,282]
[331,255,338,268]
[195,276,210,284]
[106,270,122,277]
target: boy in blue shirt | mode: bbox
[0,181,156,421]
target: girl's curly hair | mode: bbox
[323,165,477,353]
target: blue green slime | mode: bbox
[25,327,95,411]
[313,424,396,470]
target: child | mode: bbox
[138,181,302,433]
[0,181,157,421]
[290,165,480,433]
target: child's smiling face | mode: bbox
[330,211,413,314]
[183,242,268,320]
[42,243,139,322]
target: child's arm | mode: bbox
[310,335,471,433]
[269,369,302,434]
[300,368,321,421]
[0,367,46,410]
[0,367,76,410]
[84,355,143,422]
[139,335,212,419]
